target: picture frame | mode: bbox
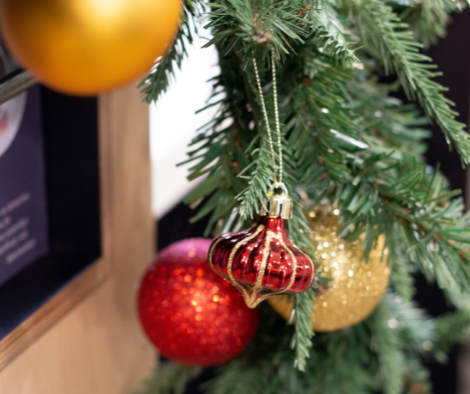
[0,79,104,371]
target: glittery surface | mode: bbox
[138,238,260,366]
[208,216,315,308]
[269,211,390,332]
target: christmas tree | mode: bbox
[137,0,470,393]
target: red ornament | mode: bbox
[208,184,315,308]
[138,238,260,367]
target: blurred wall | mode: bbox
[150,34,219,219]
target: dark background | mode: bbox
[156,9,470,394]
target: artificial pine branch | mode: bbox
[346,0,470,164]
[309,5,359,69]
[140,0,199,102]
[369,302,404,394]
[432,311,470,360]
[134,363,202,394]
[396,0,468,47]
[237,134,276,219]
[292,288,316,371]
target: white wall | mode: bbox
[150,35,219,218]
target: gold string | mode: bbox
[271,50,282,183]
[252,50,282,184]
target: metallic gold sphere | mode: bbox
[268,209,390,332]
[0,0,181,95]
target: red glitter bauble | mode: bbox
[138,238,260,367]
[209,216,315,308]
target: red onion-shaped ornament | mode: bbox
[208,184,315,308]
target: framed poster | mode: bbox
[0,86,49,287]
[0,80,102,369]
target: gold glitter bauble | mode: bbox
[268,209,390,332]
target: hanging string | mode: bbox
[253,50,283,185]
[271,50,282,184]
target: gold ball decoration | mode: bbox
[0,0,181,95]
[268,209,390,332]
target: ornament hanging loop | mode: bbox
[253,50,283,185]
[271,50,282,184]
[253,51,290,219]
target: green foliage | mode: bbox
[140,0,200,103]
[346,0,470,163]
[292,286,316,371]
[139,0,470,392]
[369,301,404,394]
[134,363,202,394]
[432,311,470,361]
[395,0,468,47]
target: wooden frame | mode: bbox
[0,261,107,370]
[0,69,36,105]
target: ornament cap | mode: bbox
[259,182,293,219]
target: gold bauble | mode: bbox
[269,209,390,332]
[0,0,181,95]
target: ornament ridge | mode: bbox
[208,217,315,308]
